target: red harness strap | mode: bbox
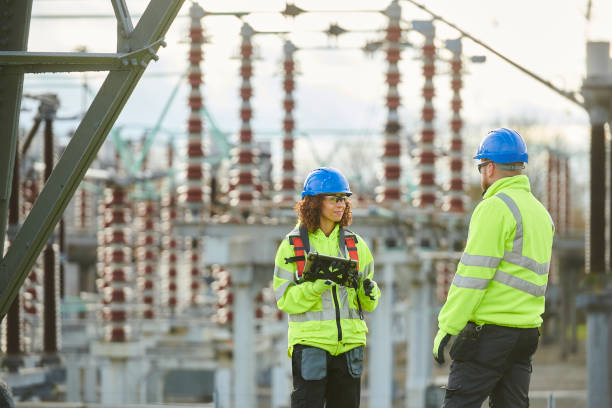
[288,236,307,278]
[344,235,359,272]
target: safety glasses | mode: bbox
[477,161,493,174]
[322,195,349,203]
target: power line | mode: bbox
[402,0,585,109]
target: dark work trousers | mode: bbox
[291,344,361,408]
[443,324,540,408]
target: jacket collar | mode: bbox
[483,174,531,199]
[313,223,340,240]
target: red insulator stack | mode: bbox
[180,2,208,216]
[436,261,453,302]
[162,200,179,312]
[412,21,437,208]
[276,40,298,206]
[443,38,465,213]
[212,265,233,326]
[75,187,93,229]
[546,151,570,234]
[21,178,42,351]
[181,2,208,307]
[230,23,258,210]
[99,185,133,342]
[254,290,265,320]
[378,0,402,205]
[186,237,202,305]
[135,200,158,319]
[546,151,557,229]
[161,181,179,313]
[564,157,571,232]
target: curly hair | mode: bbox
[294,195,352,232]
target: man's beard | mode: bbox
[481,179,490,197]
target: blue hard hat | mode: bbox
[473,128,528,164]
[301,167,352,199]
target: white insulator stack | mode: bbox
[230,23,259,211]
[412,21,437,209]
[99,186,133,342]
[443,38,465,213]
[212,265,233,326]
[378,0,402,206]
[135,200,158,319]
[276,40,298,207]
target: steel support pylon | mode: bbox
[0,0,186,319]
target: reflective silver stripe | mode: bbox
[496,193,523,253]
[362,261,373,279]
[493,270,547,297]
[460,253,501,268]
[495,193,551,276]
[274,265,294,281]
[321,289,333,312]
[274,281,291,302]
[288,286,361,322]
[289,289,336,322]
[337,286,361,320]
[503,251,549,275]
[548,212,555,231]
[452,274,490,290]
[289,309,337,322]
[338,286,350,319]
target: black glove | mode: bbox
[363,278,377,300]
[433,330,451,365]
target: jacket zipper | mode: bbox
[332,286,342,341]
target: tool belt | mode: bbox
[449,322,484,361]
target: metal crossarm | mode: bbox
[0,0,186,319]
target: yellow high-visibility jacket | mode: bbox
[274,223,380,357]
[438,175,555,335]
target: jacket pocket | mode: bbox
[346,346,364,378]
[449,322,483,361]
[301,347,327,380]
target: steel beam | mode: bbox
[0,0,186,319]
[0,0,34,258]
[0,45,168,74]
[0,51,127,73]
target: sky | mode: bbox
[19,0,612,198]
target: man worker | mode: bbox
[273,167,381,408]
[433,128,555,407]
